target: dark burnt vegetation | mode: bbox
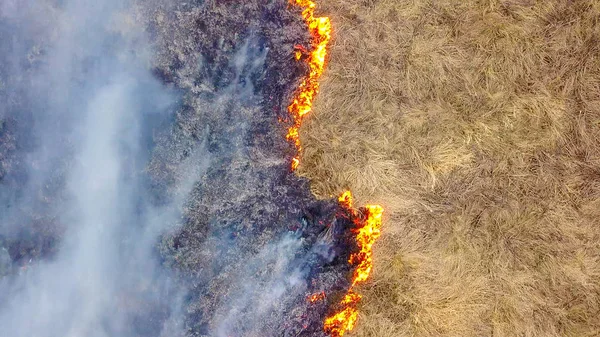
[146,1,358,335]
[1,1,361,336]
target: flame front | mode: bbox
[349,204,384,286]
[323,292,361,334]
[287,1,384,336]
[287,0,331,170]
[324,195,384,337]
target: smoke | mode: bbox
[143,11,344,331]
[0,0,204,336]
[209,230,339,337]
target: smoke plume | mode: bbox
[0,0,198,335]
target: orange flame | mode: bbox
[287,0,331,170]
[349,204,384,286]
[323,291,361,335]
[338,190,353,208]
[286,1,384,335]
[324,192,384,337]
[308,291,327,303]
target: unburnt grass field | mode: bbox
[298,1,600,336]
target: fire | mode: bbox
[286,1,384,335]
[323,291,361,334]
[308,291,326,303]
[287,0,331,170]
[338,190,353,208]
[349,204,384,286]
[324,193,384,337]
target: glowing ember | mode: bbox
[308,291,327,303]
[287,0,331,170]
[324,194,384,336]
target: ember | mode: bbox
[308,292,326,303]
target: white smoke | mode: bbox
[0,0,207,336]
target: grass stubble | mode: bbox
[297,1,600,336]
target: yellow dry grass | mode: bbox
[297,1,600,336]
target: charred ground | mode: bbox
[0,0,360,336]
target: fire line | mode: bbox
[288,1,384,336]
[287,0,331,171]
[323,191,384,337]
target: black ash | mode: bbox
[0,1,357,336]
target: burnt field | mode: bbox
[0,0,364,336]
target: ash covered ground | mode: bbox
[0,0,357,336]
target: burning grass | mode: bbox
[324,192,384,337]
[288,1,384,335]
[298,0,600,336]
[287,0,331,171]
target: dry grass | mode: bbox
[297,0,600,336]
